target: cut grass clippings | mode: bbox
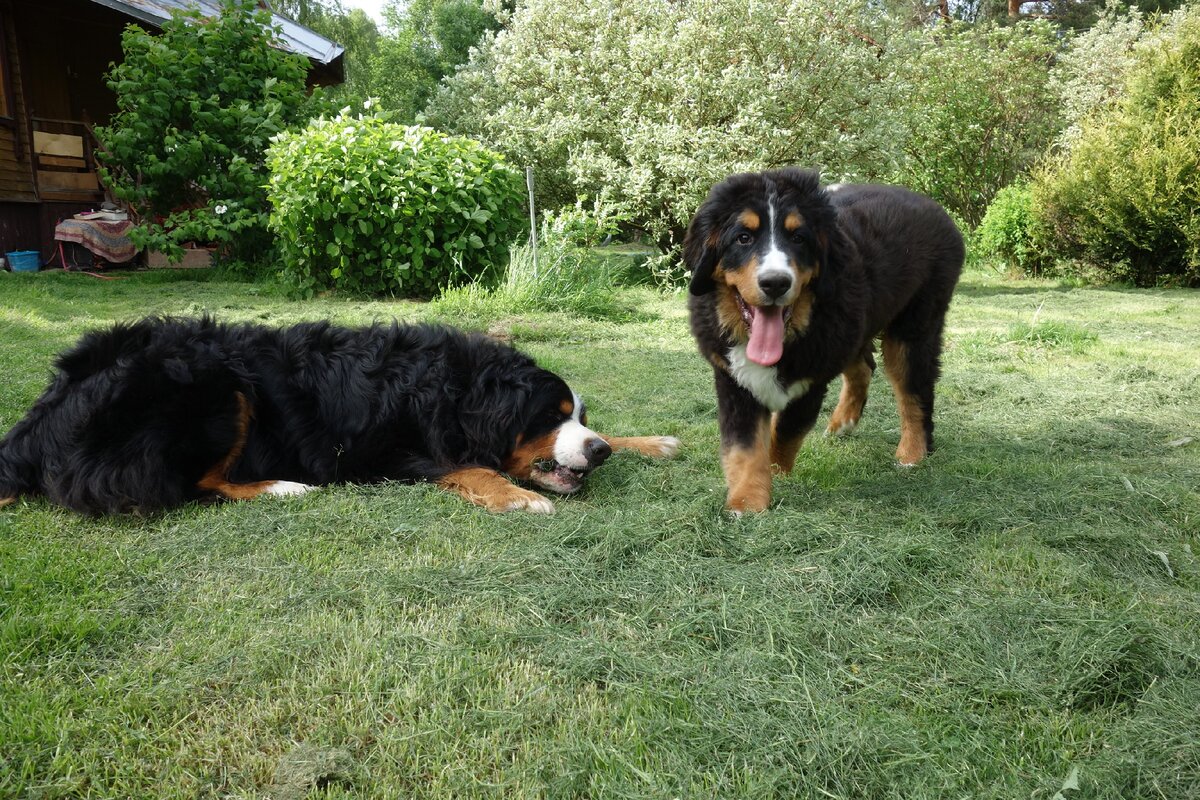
[1,267,1198,798]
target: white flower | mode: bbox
[363,98,374,110]
[214,204,228,215]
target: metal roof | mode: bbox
[86,0,345,66]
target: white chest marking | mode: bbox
[727,345,812,411]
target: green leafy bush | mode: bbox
[538,198,628,248]
[975,184,1051,276]
[266,108,525,297]
[94,0,319,269]
[1030,5,1200,286]
[891,21,1061,227]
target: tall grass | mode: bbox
[435,238,636,322]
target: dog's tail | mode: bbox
[0,453,29,509]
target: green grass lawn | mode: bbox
[1,267,1197,799]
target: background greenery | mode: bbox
[88,0,1200,290]
[94,0,324,269]
[1,268,1197,797]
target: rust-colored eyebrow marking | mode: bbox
[784,212,804,231]
[559,399,574,416]
[738,210,761,230]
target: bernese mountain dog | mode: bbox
[0,317,679,515]
[686,168,964,513]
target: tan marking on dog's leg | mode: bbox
[437,467,555,514]
[882,339,928,466]
[195,392,317,501]
[198,477,315,500]
[770,413,806,474]
[722,417,772,513]
[602,435,680,459]
[0,496,16,509]
[826,358,874,436]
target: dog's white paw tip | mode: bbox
[265,480,315,497]
[525,497,556,515]
[657,436,681,457]
[507,494,555,514]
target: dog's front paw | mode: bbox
[726,491,770,515]
[648,436,681,458]
[497,487,556,515]
[606,435,681,459]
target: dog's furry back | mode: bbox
[0,317,559,514]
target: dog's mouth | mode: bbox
[530,458,589,494]
[735,291,793,367]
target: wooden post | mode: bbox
[526,166,538,276]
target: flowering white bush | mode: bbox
[427,0,905,255]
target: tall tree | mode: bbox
[271,0,382,102]
[369,0,500,120]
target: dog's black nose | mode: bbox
[758,273,793,300]
[585,438,612,467]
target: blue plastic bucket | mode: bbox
[6,250,40,272]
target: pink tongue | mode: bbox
[746,305,785,366]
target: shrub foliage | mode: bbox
[95,0,318,267]
[426,0,903,252]
[975,184,1050,276]
[893,21,1060,227]
[266,109,525,297]
[1030,5,1200,286]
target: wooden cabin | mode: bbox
[0,0,344,264]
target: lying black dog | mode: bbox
[686,168,964,512]
[0,317,678,515]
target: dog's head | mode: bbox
[503,375,611,494]
[684,168,838,366]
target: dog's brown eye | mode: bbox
[736,232,753,245]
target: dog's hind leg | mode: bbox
[196,393,316,502]
[826,347,876,437]
[882,334,941,466]
[437,467,555,514]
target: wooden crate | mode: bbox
[146,248,212,269]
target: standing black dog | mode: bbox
[686,168,963,513]
[0,317,679,515]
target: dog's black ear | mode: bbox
[813,229,836,304]
[684,202,724,296]
[814,220,858,307]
